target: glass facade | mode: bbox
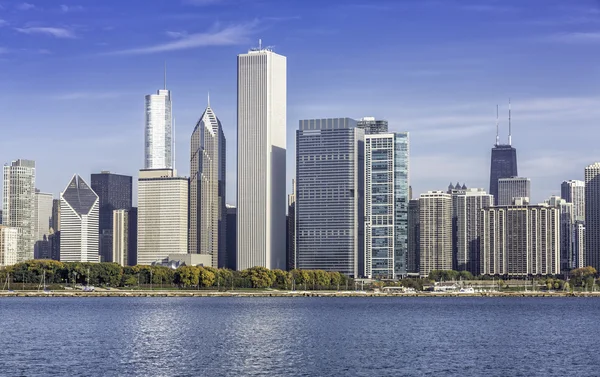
[144,89,172,170]
[489,145,518,202]
[365,133,409,279]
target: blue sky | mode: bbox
[1,0,599,205]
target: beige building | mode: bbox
[480,203,559,276]
[0,226,18,266]
[112,209,129,266]
[137,169,188,265]
[419,191,452,277]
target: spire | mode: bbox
[173,118,176,171]
[207,91,210,108]
[508,98,512,146]
[495,104,499,146]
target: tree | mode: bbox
[241,266,275,289]
[273,269,291,289]
[291,269,310,289]
[328,272,342,290]
[197,267,216,288]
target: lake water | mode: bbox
[0,297,597,376]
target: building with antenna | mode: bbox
[489,102,518,203]
[144,67,172,170]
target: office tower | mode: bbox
[585,163,600,270]
[189,101,226,269]
[287,179,296,271]
[545,196,574,273]
[0,210,2,225]
[574,221,585,269]
[112,209,129,266]
[48,231,60,261]
[452,188,493,275]
[237,44,286,271]
[407,199,420,274]
[489,105,518,202]
[497,177,530,206]
[562,180,585,222]
[60,175,100,262]
[0,226,18,266]
[51,199,60,231]
[34,236,50,259]
[480,203,559,276]
[3,159,36,262]
[225,205,237,270]
[91,172,133,262]
[357,117,388,135]
[364,132,409,279]
[145,86,172,169]
[296,118,364,277]
[33,190,53,259]
[137,169,188,265]
[127,207,138,267]
[419,191,452,277]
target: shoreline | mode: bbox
[1,290,600,298]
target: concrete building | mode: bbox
[287,179,296,271]
[33,191,53,259]
[145,87,172,169]
[480,203,559,276]
[225,205,237,270]
[574,221,585,269]
[296,118,364,277]
[91,172,132,263]
[60,175,100,263]
[419,191,452,277]
[189,101,226,269]
[51,199,60,231]
[407,199,420,274]
[3,159,36,262]
[357,117,388,135]
[497,177,530,206]
[137,169,188,265]
[364,132,409,279]
[112,209,129,266]
[452,188,493,275]
[561,180,585,222]
[545,196,574,273]
[236,45,286,271]
[585,163,600,270]
[0,226,18,267]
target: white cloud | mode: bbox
[165,30,188,39]
[108,22,256,55]
[15,27,76,38]
[547,32,600,43]
[60,4,84,12]
[16,2,36,10]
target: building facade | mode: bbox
[0,226,18,267]
[489,145,518,203]
[60,175,100,263]
[225,205,237,271]
[137,169,188,265]
[585,163,600,270]
[287,179,296,271]
[419,191,452,277]
[112,209,129,266]
[91,172,133,263]
[189,102,226,269]
[407,199,420,274]
[34,191,53,242]
[364,132,409,279]
[497,177,530,206]
[545,196,574,273]
[51,199,60,231]
[237,46,287,270]
[2,159,36,262]
[574,221,585,269]
[357,117,388,135]
[296,118,364,277]
[561,180,585,222]
[145,88,172,169]
[480,203,560,276]
[452,188,493,275]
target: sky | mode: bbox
[1,0,600,206]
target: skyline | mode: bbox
[1,0,600,204]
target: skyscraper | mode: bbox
[189,100,226,269]
[137,169,188,265]
[51,199,60,231]
[419,191,452,277]
[497,177,530,206]
[237,44,286,270]
[364,132,409,279]
[574,221,585,269]
[489,105,518,202]
[91,172,133,262]
[127,207,138,267]
[0,226,18,267]
[225,205,237,271]
[34,190,53,243]
[561,180,585,222]
[112,209,129,266]
[296,118,364,277]
[452,188,493,275]
[357,117,388,135]
[60,175,100,263]
[585,163,600,270]
[545,196,574,273]
[287,179,296,271]
[407,199,420,274]
[3,159,36,262]
[145,87,172,169]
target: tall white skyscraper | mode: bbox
[3,159,36,262]
[144,88,172,169]
[112,209,129,266]
[585,163,600,270]
[419,191,452,277]
[236,45,287,270]
[545,196,574,273]
[0,226,18,267]
[34,191,53,243]
[561,180,585,222]
[137,169,188,265]
[60,175,100,263]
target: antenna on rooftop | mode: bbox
[259,39,262,50]
[508,98,512,146]
[495,105,499,146]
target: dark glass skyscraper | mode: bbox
[90,172,132,262]
[489,145,518,202]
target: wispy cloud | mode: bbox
[0,19,7,27]
[461,4,516,12]
[165,30,188,38]
[60,4,84,12]
[53,92,127,100]
[547,31,600,43]
[15,26,76,38]
[16,2,36,10]
[107,21,256,55]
